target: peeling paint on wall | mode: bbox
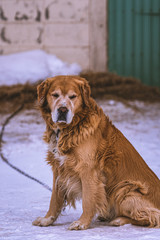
[0,27,11,44]
[37,27,43,44]
[35,9,41,22]
[0,6,7,21]
[0,0,107,71]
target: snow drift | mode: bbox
[0,50,81,86]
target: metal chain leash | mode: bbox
[0,104,52,192]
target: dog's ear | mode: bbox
[37,78,52,107]
[78,78,91,108]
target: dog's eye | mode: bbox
[69,95,77,100]
[52,93,59,98]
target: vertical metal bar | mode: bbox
[134,0,142,81]
[151,0,160,86]
[115,0,124,75]
[149,0,153,85]
[108,0,115,72]
[113,0,118,72]
[140,0,145,83]
[143,0,151,85]
[108,0,160,86]
[124,0,133,76]
[132,0,136,77]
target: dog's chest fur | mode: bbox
[48,132,66,166]
[49,130,98,166]
[48,131,99,201]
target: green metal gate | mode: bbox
[108,0,160,86]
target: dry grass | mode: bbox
[81,72,160,101]
[0,72,160,113]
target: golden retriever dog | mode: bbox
[32,75,160,230]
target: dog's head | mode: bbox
[37,75,91,125]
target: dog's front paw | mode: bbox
[32,216,55,227]
[68,220,89,230]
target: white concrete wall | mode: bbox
[0,0,107,71]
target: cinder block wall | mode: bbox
[0,0,107,71]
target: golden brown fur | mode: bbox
[32,75,160,230]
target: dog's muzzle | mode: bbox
[57,107,69,122]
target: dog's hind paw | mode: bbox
[109,217,131,227]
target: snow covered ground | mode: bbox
[0,100,160,240]
[0,50,81,86]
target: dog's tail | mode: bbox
[112,180,160,228]
[131,207,160,228]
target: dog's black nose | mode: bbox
[57,107,68,122]
[58,107,68,114]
